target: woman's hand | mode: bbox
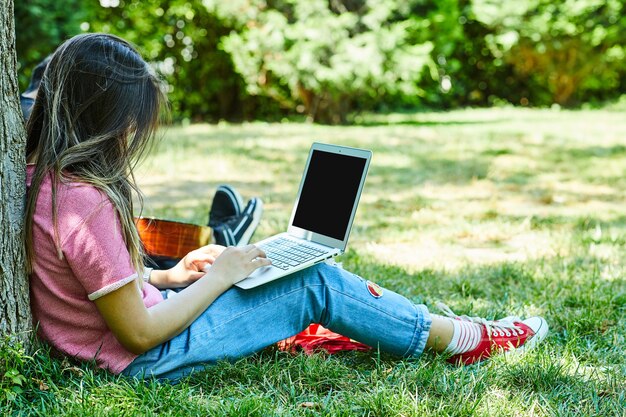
[150,244,227,289]
[204,244,271,287]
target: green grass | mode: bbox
[3,108,626,416]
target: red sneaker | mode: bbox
[436,303,549,365]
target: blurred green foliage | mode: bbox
[14,0,626,123]
[88,0,283,121]
[15,0,94,88]
[472,0,626,106]
[214,0,436,123]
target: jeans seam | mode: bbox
[183,285,318,353]
[402,303,422,357]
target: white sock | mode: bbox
[441,317,482,354]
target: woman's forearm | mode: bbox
[95,271,232,355]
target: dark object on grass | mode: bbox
[21,56,52,121]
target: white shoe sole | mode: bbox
[507,316,549,357]
[236,198,263,246]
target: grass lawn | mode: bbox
[3,107,626,416]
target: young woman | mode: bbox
[25,33,548,382]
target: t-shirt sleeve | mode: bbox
[59,187,138,300]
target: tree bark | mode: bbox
[0,0,31,347]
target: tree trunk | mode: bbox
[0,0,31,348]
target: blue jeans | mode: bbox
[121,262,432,381]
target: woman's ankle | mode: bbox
[426,315,454,352]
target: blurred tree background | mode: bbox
[15,0,626,124]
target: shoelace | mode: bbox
[436,302,525,339]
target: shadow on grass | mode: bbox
[350,119,507,127]
[563,144,626,159]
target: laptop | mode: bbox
[235,142,372,289]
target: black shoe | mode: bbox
[213,198,263,246]
[208,185,245,227]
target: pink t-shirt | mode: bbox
[26,165,164,374]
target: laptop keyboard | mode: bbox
[258,237,328,270]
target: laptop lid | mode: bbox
[285,142,372,251]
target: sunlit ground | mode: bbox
[136,107,626,274]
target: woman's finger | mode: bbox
[189,271,206,280]
[250,247,267,259]
[251,257,272,268]
[241,244,257,253]
[189,252,214,262]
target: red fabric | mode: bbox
[278,324,371,355]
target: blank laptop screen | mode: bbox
[292,149,367,240]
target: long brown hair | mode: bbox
[24,33,166,274]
